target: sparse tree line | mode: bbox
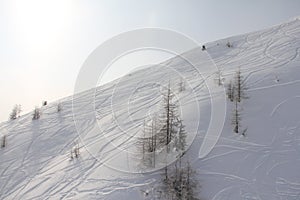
[9,102,63,121]
[226,68,248,136]
[1,102,63,149]
[138,83,187,168]
[159,159,198,200]
[138,82,199,199]
[3,100,80,162]
[214,66,248,135]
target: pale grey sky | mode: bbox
[1,0,300,122]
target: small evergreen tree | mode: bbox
[228,68,248,135]
[160,160,198,200]
[10,107,17,120]
[57,102,62,112]
[234,68,248,102]
[70,149,74,160]
[184,162,198,199]
[74,145,80,158]
[232,100,241,134]
[70,143,80,160]
[226,41,232,48]
[9,104,22,120]
[138,83,187,169]
[227,81,235,102]
[17,104,22,117]
[1,135,6,148]
[216,70,224,86]
[139,117,158,167]
[178,78,185,92]
[32,107,41,120]
[175,120,187,153]
[157,84,179,152]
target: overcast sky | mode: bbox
[0,0,300,122]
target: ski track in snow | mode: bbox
[1,18,300,199]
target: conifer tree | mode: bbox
[9,104,22,120]
[227,81,235,102]
[216,70,224,86]
[32,107,41,120]
[158,84,178,152]
[1,135,6,148]
[138,83,187,169]
[178,78,185,92]
[232,100,241,133]
[57,102,62,112]
[175,120,187,153]
[235,68,248,102]
[139,117,158,167]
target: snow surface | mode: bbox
[1,18,300,199]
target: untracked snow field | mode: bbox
[1,18,300,199]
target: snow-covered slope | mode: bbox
[1,18,300,199]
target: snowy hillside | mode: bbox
[1,18,300,199]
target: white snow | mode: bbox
[1,18,300,199]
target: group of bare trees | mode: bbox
[138,83,199,199]
[3,102,63,149]
[227,68,248,135]
[160,160,198,200]
[139,84,187,168]
[32,107,41,120]
[9,104,22,120]
[70,143,80,160]
[9,104,42,121]
[9,102,63,121]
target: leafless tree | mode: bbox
[1,135,6,148]
[160,160,199,200]
[216,70,224,86]
[139,117,158,167]
[227,80,235,102]
[232,100,241,134]
[158,83,179,152]
[70,143,80,160]
[32,107,41,120]
[234,68,248,102]
[226,41,232,48]
[9,104,22,120]
[57,102,62,112]
[138,83,187,170]
[175,120,187,153]
[178,78,185,92]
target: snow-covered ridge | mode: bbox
[1,18,300,200]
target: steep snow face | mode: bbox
[1,18,300,200]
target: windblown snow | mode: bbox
[1,18,300,199]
